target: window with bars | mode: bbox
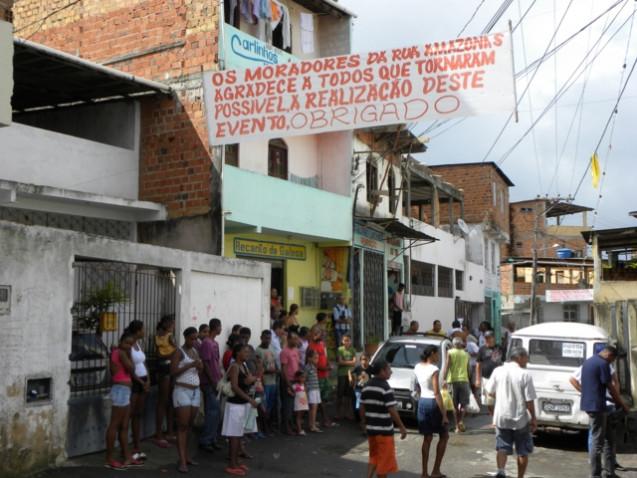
[438,266,453,298]
[366,158,378,203]
[455,270,464,291]
[411,260,435,296]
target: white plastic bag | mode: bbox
[467,392,481,414]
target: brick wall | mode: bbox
[509,199,545,257]
[12,0,222,252]
[14,0,218,212]
[509,200,589,258]
[428,163,511,235]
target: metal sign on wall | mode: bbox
[234,238,306,260]
[204,31,514,145]
[223,24,297,70]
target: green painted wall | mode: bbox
[224,166,352,242]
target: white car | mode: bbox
[509,322,609,431]
[371,334,451,417]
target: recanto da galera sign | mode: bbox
[204,32,514,145]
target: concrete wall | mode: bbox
[236,131,351,194]
[408,219,485,331]
[353,135,403,219]
[15,102,139,150]
[0,20,11,127]
[0,122,139,200]
[0,220,269,477]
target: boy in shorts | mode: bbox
[360,360,407,477]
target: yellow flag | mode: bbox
[591,153,600,188]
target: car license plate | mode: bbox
[543,400,571,414]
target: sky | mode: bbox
[339,0,637,229]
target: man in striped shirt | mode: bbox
[360,360,407,478]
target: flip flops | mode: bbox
[153,438,171,448]
[104,460,127,471]
[225,466,247,476]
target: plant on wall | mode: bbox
[73,282,128,331]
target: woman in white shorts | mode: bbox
[223,343,258,476]
[171,327,203,474]
[304,348,322,433]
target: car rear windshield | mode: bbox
[528,339,586,367]
[374,342,441,369]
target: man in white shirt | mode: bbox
[485,347,537,478]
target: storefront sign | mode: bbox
[223,24,297,70]
[234,238,306,260]
[205,32,514,145]
[545,289,593,303]
[354,224,385,252]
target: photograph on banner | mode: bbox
[204,32,515,145]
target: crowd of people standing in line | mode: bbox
[103,305,630,478]
[103,304,367,476]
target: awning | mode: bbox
[12,38,172,112]
[546,202,593,218]
[582,227,637,250]
[0,179,167,222]
[357,217,437,243]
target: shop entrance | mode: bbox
[237,256,285,320]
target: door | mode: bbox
[363,250,385,345]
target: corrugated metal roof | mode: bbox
[12,38,171,112]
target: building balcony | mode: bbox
[223,165,352,242]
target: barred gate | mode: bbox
[67,260,177,457]
[362,250,386,344]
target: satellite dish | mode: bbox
[457,218,470,235]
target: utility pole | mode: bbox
[529,211,539,325]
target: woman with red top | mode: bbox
[105,331,143,470]
[307,324,336,428]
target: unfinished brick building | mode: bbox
[12,0,223,253]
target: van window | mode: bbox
[529,339,586,367]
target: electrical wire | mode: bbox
[14,0,83,38]
[579,1,637,223]
[516,0,542,192]
[511,0,538,32]
[480,0,575,163]
[415,0,517,137]
[420,0,624,140]
[498,4,635,167]
[457,0,487,37]
[567,0,599,195]
[516,0,625,79]
[572,55,637,199]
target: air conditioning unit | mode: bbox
[300,287,320,308]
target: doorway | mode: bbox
[237,256,285,321]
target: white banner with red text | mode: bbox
[204,32,515,145]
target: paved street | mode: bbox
[35,414,637,478]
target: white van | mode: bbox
[509,322,609,431]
